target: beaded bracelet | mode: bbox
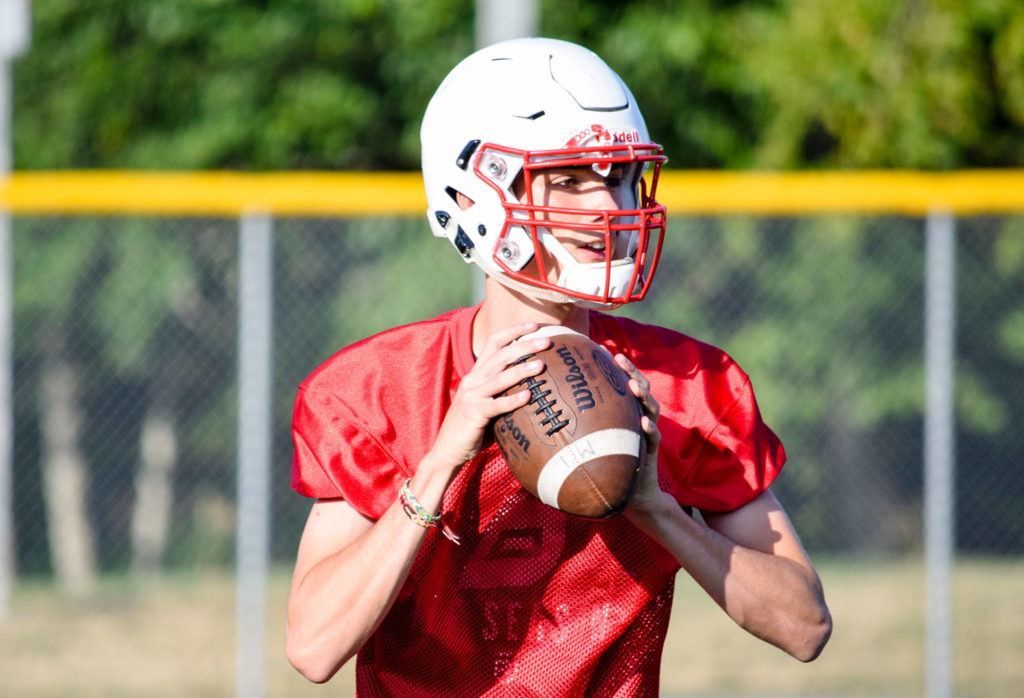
[399,479,461,544]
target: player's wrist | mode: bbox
[421,443,471,478]
[399,478,461,544]
[415,448,466,491]
[624,487,676,525]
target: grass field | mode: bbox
[0,557,1020,697]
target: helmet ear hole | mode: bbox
[454,190,475,211]
[445,187,476,211]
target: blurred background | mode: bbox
[0,1,1022,697]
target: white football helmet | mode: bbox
[421,37,667,308]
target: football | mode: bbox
[493,326,646,519]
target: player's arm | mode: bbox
[699,489,832,660]
[615,354,832,662]
[286,491,433,682]
[286,446,467,683]
[629,485,831,661]
[286,324,551,683]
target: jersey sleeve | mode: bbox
[602,319,786,511]
[290,383,405,519]
[288,308,468,518]
[667,371,786,513]
[590,314,785,514]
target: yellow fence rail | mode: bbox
[1,170,1024,217]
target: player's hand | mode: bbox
[427,323,551,474]
[614,354,665,515]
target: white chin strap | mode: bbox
[465,230,639,308]
[537,228,639,301]
[465,246,577,303]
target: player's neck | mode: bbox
[473,277,589,354]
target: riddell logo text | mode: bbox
[555,346,595,411]
[564,124,642,149]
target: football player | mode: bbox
[286,37,831,695]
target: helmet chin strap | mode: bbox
[465,246,585,305]
[538,228,639,301]
[466,245,625,310]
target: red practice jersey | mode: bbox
[291,305,785,697]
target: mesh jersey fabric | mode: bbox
[291,304,785,696]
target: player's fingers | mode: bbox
[633,381,660,420]
[458,353,544,417]
[498,334,551,367]
[490,387,534,416]
[469,332,547,382]
[467,328,549,391]
[640,414,662,452]
[478,322,542,360]
[469,335,550,388]
[614,353,645,388]
[615,354,660,421]
[490,357,544,398]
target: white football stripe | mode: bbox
[537,428,642,509]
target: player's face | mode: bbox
[517,164,631,281]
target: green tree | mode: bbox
[14,1,1024,169]
[13,0,475,170]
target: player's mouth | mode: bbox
[576,240,610,263]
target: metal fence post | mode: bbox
[470,0,539,304]
[0,207,11,625]
[475,0,538,48]
[236,212,274,698]
[0,0,34,624]
[924,209,956,698]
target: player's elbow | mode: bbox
[286,644,330,684]
[286,630,347,684]
[286,648,338,685]
[789,604,832,663]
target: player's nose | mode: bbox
[582,181,622,213]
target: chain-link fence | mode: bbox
[0,174,1022,697]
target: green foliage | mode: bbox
[726,1,991,167]
[14,0,474,169]
[13,0,1024,169]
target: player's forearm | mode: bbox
[286,502,427,681]
[718,541,832,661]
[286,462,456,682]
[626,492,831,661]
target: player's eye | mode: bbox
[552,175,580,189]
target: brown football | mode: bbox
[493,326,646,519]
